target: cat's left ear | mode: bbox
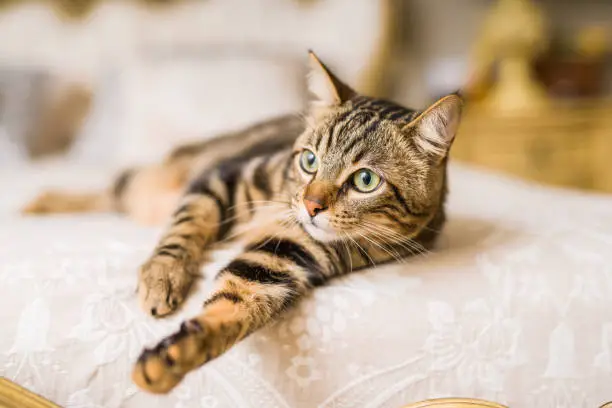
[405,94,463,161]
[307,50,356,107]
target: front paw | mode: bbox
[138,259,197,317]
[132,319,207,394]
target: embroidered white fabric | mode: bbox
[1,162,611,408]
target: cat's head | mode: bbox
[290,52,463,244]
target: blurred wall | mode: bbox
[0,0,394,166]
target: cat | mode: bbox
[22,52,463,393]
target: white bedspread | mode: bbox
[1,163,612,408]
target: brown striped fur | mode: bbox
[22,52,463,394]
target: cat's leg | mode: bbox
[137,163,246,317]
[21,166,137,215]
[21,190,113,215]
[117,164,187,225]
[21,163,188,226]
[138,196,219,317]
[133,258,315,394]
[132,230,336,394]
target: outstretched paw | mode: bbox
[132,320,207,394]
[138,260,197,317]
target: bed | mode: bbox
[1,161,611,408]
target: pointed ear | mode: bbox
[405,94,463,159]
[307,50,356,107]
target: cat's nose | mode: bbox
[303,180,334,217]
[304,198,327,217]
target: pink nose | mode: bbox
[304,198,326,217]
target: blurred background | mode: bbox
[0,0,610,192]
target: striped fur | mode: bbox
[22,52,463,394]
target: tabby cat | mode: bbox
[23,52,463,394]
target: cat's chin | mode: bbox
[302,223,338,243]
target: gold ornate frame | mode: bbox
[0,0,333,19]
[0,0,184,19]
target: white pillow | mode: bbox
[68,69,124,166]
[77,54,306,167]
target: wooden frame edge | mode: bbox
[402,397,509,408]
[0,378,61,408]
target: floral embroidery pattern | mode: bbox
[285,356,322,388]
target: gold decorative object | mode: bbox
[453,99,612,192]
[470,0,549,115]
[575,26,609,58]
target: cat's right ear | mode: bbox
[307,50,356,107]
[404,94,463,161]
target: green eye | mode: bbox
[352,169,381,193]
[300,149,318,174]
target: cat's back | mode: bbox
[171,114,304,179]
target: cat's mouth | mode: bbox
[296,206,338,242]
[302,222,338,242]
